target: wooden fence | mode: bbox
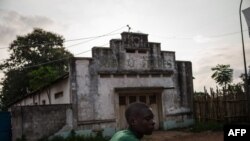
[194,87,249,123]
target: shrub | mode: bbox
[46,130,110,141]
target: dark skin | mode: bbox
[128,107,155,139]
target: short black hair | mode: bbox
[125,102,149,124]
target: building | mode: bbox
[10,32,194,140]
[11,73,70,106]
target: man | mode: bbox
[110,102,155,141]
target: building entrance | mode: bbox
[118,93,161,129]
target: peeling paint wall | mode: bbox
[162,61,194,130]
[11,104,72,141]
[74,59,93,122]
[97,75,174,118]
[69,32,194,135]
[13,78,70,106]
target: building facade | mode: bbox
[11,74,70,106]
[10,32,194,140]
[70,32,194,134]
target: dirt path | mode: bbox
[142,130,223,141]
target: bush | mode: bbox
[44,130,110,141]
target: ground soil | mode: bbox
[142,130,223,141]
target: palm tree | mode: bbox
[211,64,233,89]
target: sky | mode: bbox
[0,0,250,92]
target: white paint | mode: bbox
[162,52,175,69]
[125,51,149,70]
[12,77,70,106]
[167,107,191,115]
[75,59,92,121]
[96,75,175,120]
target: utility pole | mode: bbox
[239,0,250,120]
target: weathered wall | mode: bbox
[51,78,70,104]
[162,61,194,130]
[70,32,194,134]
[74,59,92,122]
[13,78,70,106]
[11,104,72,141]
[98,74,175,117]
[176,61,193,110]
[8,32,194,140]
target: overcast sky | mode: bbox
[1,0,250,91]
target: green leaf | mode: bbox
[0,28,73,110]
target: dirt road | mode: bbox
[142,130,223,141]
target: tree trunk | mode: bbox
[46,88,51,104]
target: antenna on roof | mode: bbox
[127,25,131,32]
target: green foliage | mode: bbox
[211,64,233,88]
[42,130,110,141]
[194,91,205,97]
[240,65,250,85]
[0,28,73,110]
[0,69,30,110]
[227,83,244,94]
[28,66,61,90]
[190,121,223,132]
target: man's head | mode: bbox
[125,102,155,135]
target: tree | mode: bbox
[240,65,250,85]
[211,64,233,89]
[28,66,62,104]
[0,28,73,110]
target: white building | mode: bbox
[10,32,194,139]
[11,74,70,106]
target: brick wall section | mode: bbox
[11,104,71,141]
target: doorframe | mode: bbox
[114,87,164,130]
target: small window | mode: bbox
[134,37,139,43]
[138,50,147,54]
[126,74,137,78]
[126,49,136,53]
[151,74,161,77]
[139,96,146,103]
[139,74,149,78]
[149,95,156,104]
[54,92,63,99]
[129,96,136,103]
[113,74,124,78]
[162,74,169,77]
[119,96,126,105]
[42,100,46,105]
[100,74,111,78]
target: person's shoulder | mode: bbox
[110,130,139,141]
